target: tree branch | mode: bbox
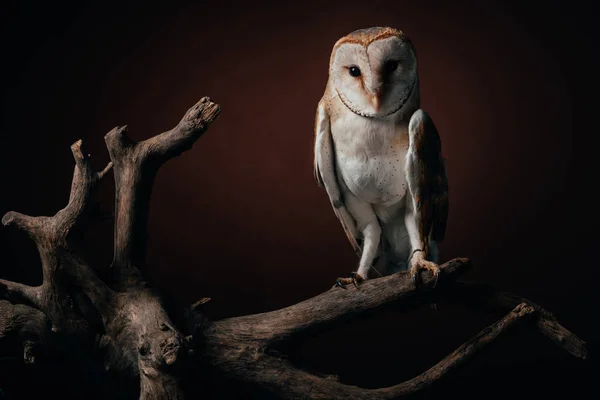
[141,97,221,161]
[375,302,536,398]
[1,212,43,240]
[1,139,113,332]
[94,98,221,399]
[203,299,536,399]
[200,257,589,399]
[0,279,40,308]
[211,258,471,344]
[441,281,588,360]
[57,139,113,231]
[104,97,221,287]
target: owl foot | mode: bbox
[335,272,365,289]
[410,256,440,288]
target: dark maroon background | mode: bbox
[0,0,597,399]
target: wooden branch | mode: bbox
[105,97,221,286]
[202,294,537,399]
[0,279,40,308]
[2,99,219,399]
[374,303,536,398]
[440,281,588,360]
[211,258,471,344]
[1,139,113,331]
[1,107,212,399]
[1,212,43,240]
[96,98,220,399]
[200,257,590,399]
[57,140,113,232]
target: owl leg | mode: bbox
[335,195,381,288]
[404,200,440,287]
[379,214,411,275]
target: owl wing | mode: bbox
[313,101,362,257]
[405,109,449,254]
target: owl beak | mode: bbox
[370,89,382,112]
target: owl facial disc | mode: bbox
[335,77,416,119]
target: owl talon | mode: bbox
[350,272,363,289]
[335,272,365,289]
[334,279,348,289]
[410,256,441,289]
[433,271,439,288]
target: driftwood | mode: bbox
[0,98,588,399]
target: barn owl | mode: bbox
[313,27,448,288]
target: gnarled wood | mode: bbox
[1,98,221,400]
[0,98,588,400]
[200,257,588,400]
[204,302,536,400]
[209,258,470,345]
[105,97,221,287]
[100,97,221,400]
[1,139,112,335]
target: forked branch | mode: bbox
[105,97,221,287]
[99,97,220,399]
[200,258,587,399]
[1,98,222,400]
[1,140,113,322]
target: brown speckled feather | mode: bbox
[406,110,449,255]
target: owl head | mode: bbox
[329,27,418,119]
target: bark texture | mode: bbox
[0,98,588,399]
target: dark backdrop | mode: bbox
[0,0,597,399]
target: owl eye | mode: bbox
[384,60,399,74]
[348,66,361,77]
